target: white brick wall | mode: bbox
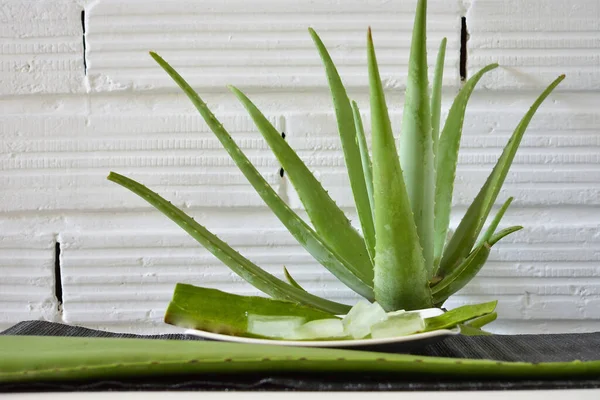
[0,0,599,334]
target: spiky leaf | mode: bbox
[351,100,376,262]
[433,63,499,270]
[438,75,565,277]
[431,37,447,154]
[108,172,351,316]
[309,28,376,268]
[399,0,435,277]
[368,28,432,311]
[149,52,373,300]
[230,86,373,286]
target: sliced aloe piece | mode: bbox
[459,324,493,336]
[424,301,497,332]
[283,267,306,292]
[342,299,387,339]
[370,312,425,338]
[431,37,447,154]
[351,100,376,262]
[432,226,521,304]
[309,28,376,275]
[108,173,351,315]
[439,75,565,276]
[149,52,373,301]
[433,63,499,271]
[165,283,337,336]
[295,319,347,340]
[230,86,373,286]
[368,28,432,311]
[399,0,435,276]
[247,315,306,339]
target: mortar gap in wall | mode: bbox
[279,131,286,178]
[81,10,87,75]
[460,16,468,81]
[54,241,63,308]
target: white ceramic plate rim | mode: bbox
[184,308,460,347]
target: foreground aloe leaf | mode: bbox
[229,86,373,286]
[424,301,497,331]
[433,63,499,270]
[5,335,600,383]
[149,52,374,301]
[438,74,565,277]
[309,28,376,268]
[165,283,335,336]
[400,0,435,276]
[108,172,350,315]
[368,29,431,311]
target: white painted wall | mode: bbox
[1,0,599,334]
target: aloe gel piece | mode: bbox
[370,312,426,338]
[247,315,307,339]
[295,319,347,340]
[342,300,387,339]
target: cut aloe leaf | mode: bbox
[431,37,447,154]
[433,63,499,271]
[459,324,493,336]
[146,52,374,301]
[368,28,432,311]
[165,283,337,336]
[370,312,425,339]
[466,312,498,329]
[399,0,436,276]
[296,319,347,340]
[309,28,376,274]
[439,75,565,277]
[342,299,387,339]
[109,173,350,315]
[230,86,373,287]
[247,315,306,339]
[424,301,497,332]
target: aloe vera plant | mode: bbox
[108,0,564,335]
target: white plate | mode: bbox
[184,308,460,348]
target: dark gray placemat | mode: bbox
[2,320,600,392]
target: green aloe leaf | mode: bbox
[432,226,522,304]
[149,51,373,301]
[424,301,497,331]
[438,74,565,277]
[229,86,373,285]
[368,28,431,311]
[459,324,493,336]
[477,197,514,247]
[400,0,435,276]
[7,334,600,383]
[108,172,351,316]
[433,63,499,271]
[351,100,376,262]
[165,283,334,336]
[309,28,376,274]
[283,267,307,292]
[489,225,523,246]
[431,37,447,155]
[466,312,498,329]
